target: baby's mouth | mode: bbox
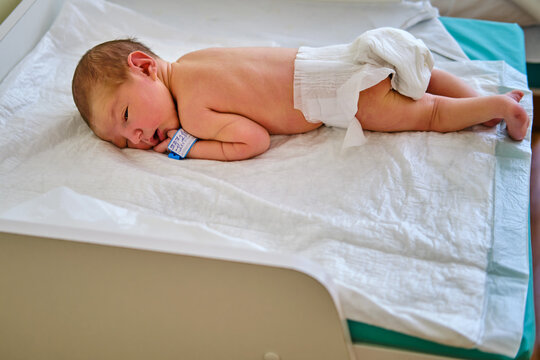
[157,129,168,142]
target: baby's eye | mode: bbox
[123,107,129,121]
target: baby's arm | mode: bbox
[156,111,270,161]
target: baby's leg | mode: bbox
[429,90,528,140]
[427,69,478,98]
[427,68,502,127]
[355,77,529,140]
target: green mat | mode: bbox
[439,17,526,74]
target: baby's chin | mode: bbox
[127,140,153,150]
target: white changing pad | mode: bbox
[0,0,532,357]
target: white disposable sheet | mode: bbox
[0,0,532,356]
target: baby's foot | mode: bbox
[502,90,529,141]
[482,118,502,127]
[482,91,525,127]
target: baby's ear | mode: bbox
[127,51,157,79]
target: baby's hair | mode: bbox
[72,38,159,128]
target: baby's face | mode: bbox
[91,70,179,150]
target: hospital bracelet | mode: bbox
[167,129,198,160]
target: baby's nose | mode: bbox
[128,129,143,144]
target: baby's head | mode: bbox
[72,39,179,149]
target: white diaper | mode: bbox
[293,27,434,148]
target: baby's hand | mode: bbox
[153,129,178,153]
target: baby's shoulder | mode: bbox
[171,51,223,83]
[168,60,216,114]
[175,47,231,64]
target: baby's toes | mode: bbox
[506,90,524,103]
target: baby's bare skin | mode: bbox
[171,47,321,135]
[158,47,321,160]
[91,47,529,161]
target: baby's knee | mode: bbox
[426,95,442,132]
[355,78,393,128]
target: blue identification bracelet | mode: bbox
[167,129,198,160]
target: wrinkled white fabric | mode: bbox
[294,28,434,148]
[0,0,532,357]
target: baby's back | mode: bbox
[170,47,321,135]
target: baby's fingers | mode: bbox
[153,138,171,153]
[153,129,182,154]
[167,129,178,138]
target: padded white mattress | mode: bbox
[0,0,533,356]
